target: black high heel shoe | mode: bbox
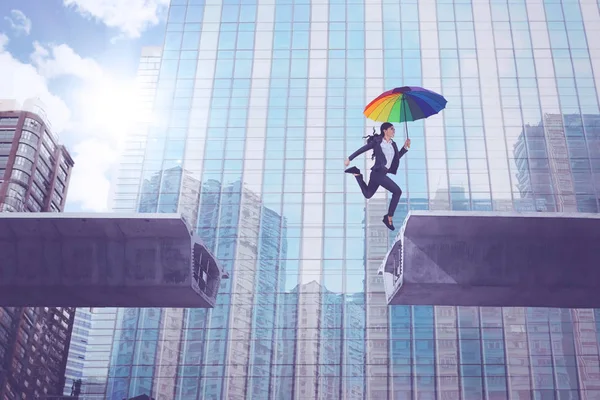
[345,166,361,175]
[382,214,395,231]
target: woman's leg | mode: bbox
[355,173,380,199]
[375,174,402,217]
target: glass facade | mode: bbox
[100,0,600,398]
[63,308,92,395]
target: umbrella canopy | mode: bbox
[364,86,447,123]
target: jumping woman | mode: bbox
[344,122,410,231]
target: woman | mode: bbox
[344,122,410,231]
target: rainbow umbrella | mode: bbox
[363,86,447,139]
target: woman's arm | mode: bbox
[397,146,408,160]
[348,141,374,161]
[397,138,410,159]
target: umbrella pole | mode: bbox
[403,97,409,140]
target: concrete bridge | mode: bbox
[379,211,600,308]
[0,213,226,308]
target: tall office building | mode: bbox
[514,112,600,212]
[99,0,600,398]
[79,47,164,399]
[0,105,73,212]
[105,179,287,399]
[62,308,92,396]
[79,308,119,399]
[0,102,76,399]
[110,46,163,213]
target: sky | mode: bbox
[0,0,169,212]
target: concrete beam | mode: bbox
[0,213,226,308]
[379,211,600,308]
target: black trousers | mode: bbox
[354,170,402,217]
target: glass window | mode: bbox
[168,5,186,23]
[11,169,30,185]
[182,31,200,50]
[274,31,291,50]
[292,31,308,49]
[237,31,254,50]
[178,60,197,79]
[221,5,239,23]
[329,30,346,50]
[159,59,179,79]
[0,130,16,142]
[294,4,310,22]
[0,117,18,126]
[13,156,33,173]
[17,143,36,159]
[218,31,236,50]
[330,4,345,22]
[563,3,582,21]
[439,29,457,49]
[275,5,292,22]
[233,59,252,79]
[214,59,234,79]
[347,4,364,22]
[437,4,454,22]
[164,32,182,51]
[185,6,203,23]
[401,3,419,22]
[567,30,588,49]
[508,3,527,21]
[42,132,55,152]
[23,118,41,131]
[239,5,256,23]
[545,3,564,21]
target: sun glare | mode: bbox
[78,78,149,144]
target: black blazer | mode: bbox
[348,135,408,175]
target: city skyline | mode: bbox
[2,0,600,399]
[93,0,600,397]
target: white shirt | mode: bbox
[381,138,395,169]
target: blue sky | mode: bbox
[0,0,169,211]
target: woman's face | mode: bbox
[384,125,395,138]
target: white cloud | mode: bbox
[63,0,170,38]
[4,9,32,36]
[0,32,9,49]
[66,139,117,211]
[0,34,121,212]
[0,34,70,132]
[30,41,104,81]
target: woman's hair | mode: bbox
[380,122,393,135]
[363,122,394,142]
[363,127,378,143]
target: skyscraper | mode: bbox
[106,179,287,399]
[99,0,600,398]
[110,46,163,214]
[514,113,600,213]
[0,102,76,399]
[0,104,73,212]
[79,46,164,399]
[63,308,92,396]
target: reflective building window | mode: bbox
[102,0,600,399]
